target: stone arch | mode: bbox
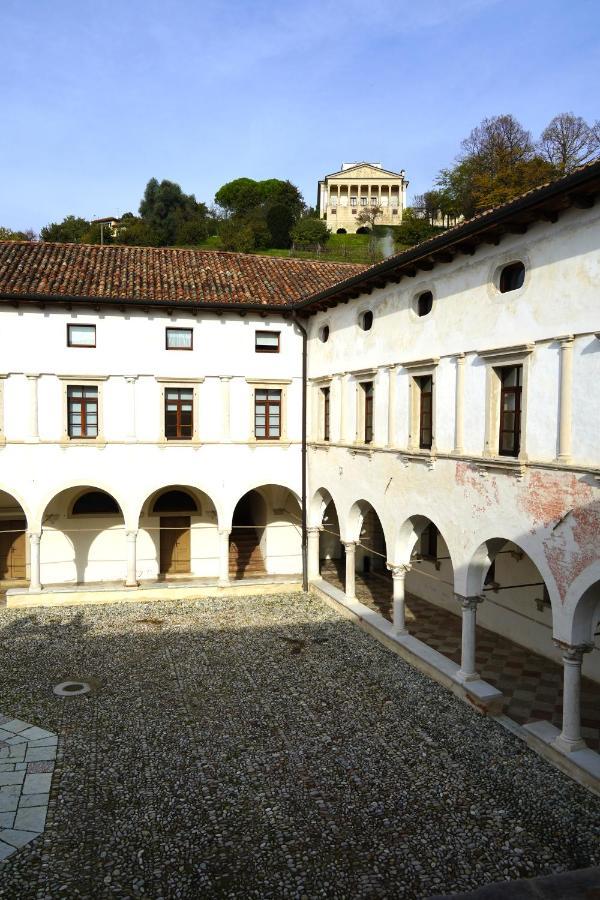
[346,498,391,552]
[0,489,30,583]
[229,484,302,579]
[564,563,600,646]
[40,484,125,586]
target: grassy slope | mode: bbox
[193,233,409,264]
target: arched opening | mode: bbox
[356,226,371,235]
[336,228,347,235]
[140,486,217,580]
[319,499,343,585]
[230,485,301,580]
[0,490,28,585]
[41,486,124,586]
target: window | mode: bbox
[499,261,525,293]
[417,291,433,317]
[362,382,374,444]
[360,196,367,206]
[359,310,373,331]
[417,375,433,449]
[350,196,357,207]
[72,491,119,515]
[330,207,337,214]
[498,365,522,456]
[255,331,280,353]
[67,324,96,348]
[165,388,193,439]
[67,386,98,438]
[255,389,281,439]
[420,523,438,560]
[392,208,398,215]
[322,387,330,441]
[153,490,197,513]
[166,328,193,350]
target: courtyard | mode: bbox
[0,592,598,899]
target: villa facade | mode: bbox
[317,162,408,233]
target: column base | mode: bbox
[455,669,480,684]
[552,734,587,754]
[124,580,139,589]
[393,625,408,636]
[218,578,230,588]
[28,586,43,595]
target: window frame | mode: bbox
[478,344,532,462]
[403,358,439,454]
[355,379,375,445]
[67,384,99,440]
[164,386,195,441]
[498,365,523,457]
[254,387,282,440]
[67,323,96,348]
[322,385,331,442]
[255,330,281,354]
[499,261,526,294]
[416,374,433,450]
[165,327,193,351]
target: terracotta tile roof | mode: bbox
[0,242,365,308]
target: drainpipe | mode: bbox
[292,313,308,592]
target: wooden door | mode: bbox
[159,516,191,575]
[0,519,27,580]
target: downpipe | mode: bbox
[292,313,308,592]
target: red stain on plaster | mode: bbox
[519,471,600,601]
[455,462,499,514]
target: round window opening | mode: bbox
[319,325,330,343]
[499,261,525,293]
[417,291,433,317]
[359,310,373,331]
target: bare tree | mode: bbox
[460,114,534,168]
[356,203,383,231]
[539,113,599,173]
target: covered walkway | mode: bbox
[320,562,600,752]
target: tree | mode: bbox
[539,113,600,173]
[393,209,441,246]
[218,219,257,253]
[214,177,305,249]
[214,178,263,217]
[265,203,295,249]
[40,216,91,243]
[290,217,330,246]
[139,178,209,246]
[114,216,158,246]
[356,203,383,231]
[0,226,36,241]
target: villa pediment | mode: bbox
[326,163,403,180]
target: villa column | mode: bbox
[387,365,398,448]
[218,528,231,587]
[307,526,321,581]
[454,353,465,454]
[125,530,138,587]
[553,642,593,753]
[343,541,356,601]
[557,336,574,463]
[220,376,232,441]
[387,563,410,634]
[26,374,39,441]
[28,531,42,593]
[456,594,483,682]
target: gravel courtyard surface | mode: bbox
[0,592,598,900]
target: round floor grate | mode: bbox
[53,681,92,697]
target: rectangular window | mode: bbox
[165,388,194,439]
[166,328,193,350]
[417,375,433,449]
[350,196,357,207]
[360,196,367,206]
[498,365,522,456]
[67,324,96,348]
[362,381,374,444]
[67,386,98,438]
[420,523,438,560]
[255,389,281,439]
[255,331,280,353]
[322,386,330,441]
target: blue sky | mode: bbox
[1,0,598,231]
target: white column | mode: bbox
[124,530,138,587]
[454,353,465,454]
[456,595,482,682]
[339,373,350,443]
[374,366,388,446]
[218,528,231,587]
[343,541,356,601]
[557,336,574,463]
[553,643,592,753]
[28,531,42,592]
[387,563,410,634]
[125,377,137,440]
[26,374,39,440]
[220,376,232,441]
[307,527,321,581]
[387,365,398,448]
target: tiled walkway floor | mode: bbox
[320,562,600,752]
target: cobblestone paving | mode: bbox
[0,594,598,899]
[320,563,600,753]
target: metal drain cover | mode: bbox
[54,680,91,697]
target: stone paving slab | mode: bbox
[0,715,56,864]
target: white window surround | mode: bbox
[401,357,439,454]
[478,344,533,462]
[245,378,291,443]
[155,376,204,445]
[309,377,331,442]
[58,375,108,446]
[487,252,531,301]
[353,369,377,446]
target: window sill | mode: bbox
[398,448,437,467]
[476,456,525,477]
[60,439,107,448]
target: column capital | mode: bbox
[124,375,138,384]
[454,593,483,610]
[28,531,41,544]
[553,640,594,662]
[342,540,356,551]
[26,373,41,381]
[126,530,138,540]
[387,562,411,578]
[307,525,322,535]
[219,375,233,382]
[558,334,575,348]
[454,352,465,361]
[218,527,232,537]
